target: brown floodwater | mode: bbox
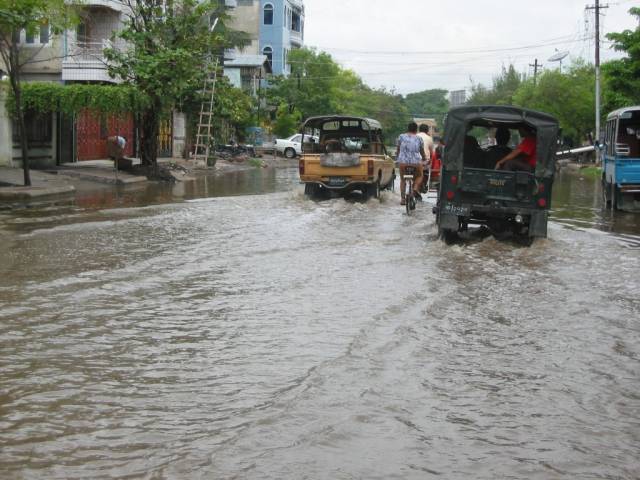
[0,167,638,479]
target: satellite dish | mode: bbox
[548,50,569,62]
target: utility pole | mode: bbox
[529,59,542,87]
[586,1,609,156]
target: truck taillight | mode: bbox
[299,160,305,175]
[446,190,455,200]
[538,198,547,208]
[368,160,374,176]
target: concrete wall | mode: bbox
[0,87,12,167]
[229,0,261,55]
[173,111,186,159]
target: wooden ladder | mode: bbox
[193,59,219,165]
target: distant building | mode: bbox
[450,90,467,107]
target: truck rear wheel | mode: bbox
[304,183,319,196]
[367,179,380,199]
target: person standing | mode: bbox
[396,122,427,205]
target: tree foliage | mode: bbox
[0,0,78,185]
[468,64,523,106]
[104,0,249,166]
[602,7,640,112]
[267,48,409,142]
[403,89,449,125]
[273,103,301,138]
[513,61,595,145]
[9,82,147,115]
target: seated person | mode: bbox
[495,126,536,172]
[463,135,483,168]
[483,127,512,169]
[321,135,342,153]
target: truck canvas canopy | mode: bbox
[444,106,560,178]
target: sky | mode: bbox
[303,0,638,96]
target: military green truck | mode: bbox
[435,106,560,244]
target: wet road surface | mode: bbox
[1,167,639,479]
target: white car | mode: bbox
[275,134,318,158]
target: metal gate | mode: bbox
[158,118,173,158]
[76,110,134,161]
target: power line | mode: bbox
[313,34,586,56]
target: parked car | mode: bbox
[298,115,395,198]
[275,134,318,158]
[435,105,559,244]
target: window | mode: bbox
[263,3,273,25]
[39,24,50,44]
[12,112,52,145]
[262,46,273,68]
[25,31,35,44]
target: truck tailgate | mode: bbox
[459,168,535,203]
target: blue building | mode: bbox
[259,0,305,76]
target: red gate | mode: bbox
[76,110,134,160]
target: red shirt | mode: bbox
[519,136,537,168]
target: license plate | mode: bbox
[328,177,347,186]
[443,204,470,216]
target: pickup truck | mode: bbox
[298,115,395,198]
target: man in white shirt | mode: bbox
[417,124,434,168]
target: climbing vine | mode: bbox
[6,82,149,115]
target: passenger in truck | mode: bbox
[495,126,536,172]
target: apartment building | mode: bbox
[259,0,304,76]
[226,0,305,79]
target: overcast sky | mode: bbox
[303,0,638,96]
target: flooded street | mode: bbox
[1,168,639,479]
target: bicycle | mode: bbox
[402,166,418,215]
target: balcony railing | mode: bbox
[65,39,112,64]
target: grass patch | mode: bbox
[248,158,265,168]
[579,166,602,178]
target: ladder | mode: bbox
[193,59,219,165]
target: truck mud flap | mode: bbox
[529,211,548,238]
[439,212,459,230]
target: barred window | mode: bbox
[12,113,53,145]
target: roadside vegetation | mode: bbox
[468,7,640,147]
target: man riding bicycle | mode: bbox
[396,122,427,205]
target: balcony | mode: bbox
[72,0,127,12]
[289,29,303,46]
[62,39,119,83]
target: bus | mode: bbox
[602,106,640,211]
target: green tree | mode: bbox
[104,0,248,168]
[602,7,640,112]
[273,103,302,138]
[267,47,410,142]
[513,61,595,145]
[468,64,523,106]
[403,89,449,125]
[0,0,77,185]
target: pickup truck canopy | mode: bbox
[302,115,384,132]
[444,105,560,178]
